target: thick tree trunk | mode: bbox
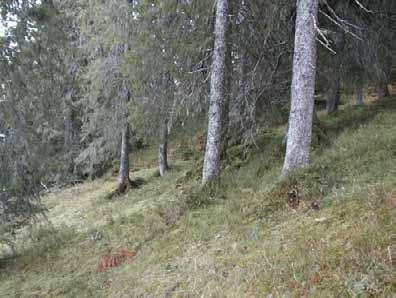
[282,0,319,176]
[354,82,364,105]
[202,0,230,185]
[158,119,169,177]
[118,123,130,193]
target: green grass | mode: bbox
[1,98,396,297]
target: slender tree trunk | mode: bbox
[63,107,75,174]
[325,31,344,114]
[325,76,341,114]
[354,81,364,105]
[118,123,130,193]
[282,0,319,176]
[158,119,169,177]
[220,0,233,161]
[202,0,230,185]
[64,108,73,149]
[238,48,248,122]
[376,81,390,100]
[11,112,24,185]
[239,48,252,159]
[377,62,391,100]
[236,0,252,159]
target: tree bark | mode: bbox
[239,47,253,159]
[236,0,253,159]
[282,0,319,176]
[158,119,169,177]
[377,62,391,100]
[118,123,130,193]
[325,76,341,114]
[220,0,233,161]
[376,81,390,100]
[325,31,344,114]
[63,107,74,149]
[202,0,230,185]
[354,81,364,105]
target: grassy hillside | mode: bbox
[1,98,396,297]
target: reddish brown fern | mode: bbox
[96,248,137,272]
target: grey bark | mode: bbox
[63,106,75,174]
[202,0,230,185]
[158,119,169,177]
[158,71,173,176]
[220,0,234,160]
[118,123,130,193]
[10,111,24,185]
[63,108,73,149]
[282,0,319,176]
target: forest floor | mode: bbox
[1,95,396,297]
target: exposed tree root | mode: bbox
[106,178,144,200]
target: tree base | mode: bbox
[159,165,170,177]
[106,179,141,199]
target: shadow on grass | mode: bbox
[319,97,396,136]
[0,254,16,271]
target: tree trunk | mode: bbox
[236,0,253,159]
[325,31,344,114]
[239,48,252,160]
[325,76,341,114]
[202,0,230,185]
[354,82,364,105]
[158,119,169,177]
[63,108,74,149]
[282,0,319,176]
[220,0,233,161]
[377,61,391,100]
[376,81,390,100]
[118,123,130,193]
[63,106,75,174]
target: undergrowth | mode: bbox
[0,98,395,297]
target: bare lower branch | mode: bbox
[354,0,372,13]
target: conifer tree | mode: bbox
[202,0,231,185]
[282,0,319,175]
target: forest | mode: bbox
[0,0,395,297]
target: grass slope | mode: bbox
[1,98,396,297]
